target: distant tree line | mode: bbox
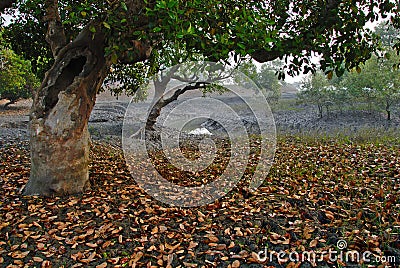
[298,23,400,120]
[237,60,282,102]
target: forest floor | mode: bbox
[0,94,399,267]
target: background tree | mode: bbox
[236,60,282,102]
[298,71,333,118]
[257,63,281,102]
[0,30,38,106]
[236,60,258,89]
[374,21,400,48]
[1,0,399,195]
[339,51,400,120]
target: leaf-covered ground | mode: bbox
[0,138,399,268]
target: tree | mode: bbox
[298,71,332,118]
[236,60,259,89]
[0,48,37,105]
[340,51,400,120]
[257,63,281,102]
[1,0,399,195]
[0,30,38,106]
[236,60,282,102]
[374,21,400,48]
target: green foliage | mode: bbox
[298,72,333,118]
[374,21,400,49]
[340,50,400,119]
[103,62,151,98]
[0,30,39,104]
[257,63,282,102]
[235,60,259,89]
[298,72,335,117]
[236,60,281,102]
[2,0,52,79]
[298,48,400,120]
[3,0,400,96]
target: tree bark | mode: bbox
[318,103,323,118]
[23,26,111,195]
[386,100,391,121]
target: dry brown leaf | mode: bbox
[188,241,198,250]
[232,260,240,268]
[33,257,43,262]
[309,239,318,247]
[85,242,98,248]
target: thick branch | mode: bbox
[146,82,209,130]
[251,50,281,63]
[44,0,66,57]
[0,0,14,13]
[164,82,209,107]
[118,40,152,64]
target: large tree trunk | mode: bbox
[23,27,110,195]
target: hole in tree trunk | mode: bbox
[44,56,87,114]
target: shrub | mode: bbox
[0,43,39,106]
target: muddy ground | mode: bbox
[1,91,400,147]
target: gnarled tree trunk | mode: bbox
[23,26,111,195]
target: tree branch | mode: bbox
[44,0,66,57]
[146,82,209,131]
[118,40,152,64]
[251,50,281,63]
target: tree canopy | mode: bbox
[2,0,400,90]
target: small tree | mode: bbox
[257,63,281,102]
[236,60,281,102]
[340,51,400,120]
[298,72,332,118]
[0,32,38,106]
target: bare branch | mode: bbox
[44,0,66,57]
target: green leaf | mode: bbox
[81,11,87,17]
[89,25,96,33]
[237,43,245,49]
[187,23,193,34]
[153,27,162,33]
[167,0,177,8]
[121,2,128,11]
[111,53,118,64]
[103,22,111,29]
[356,66,361,73]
